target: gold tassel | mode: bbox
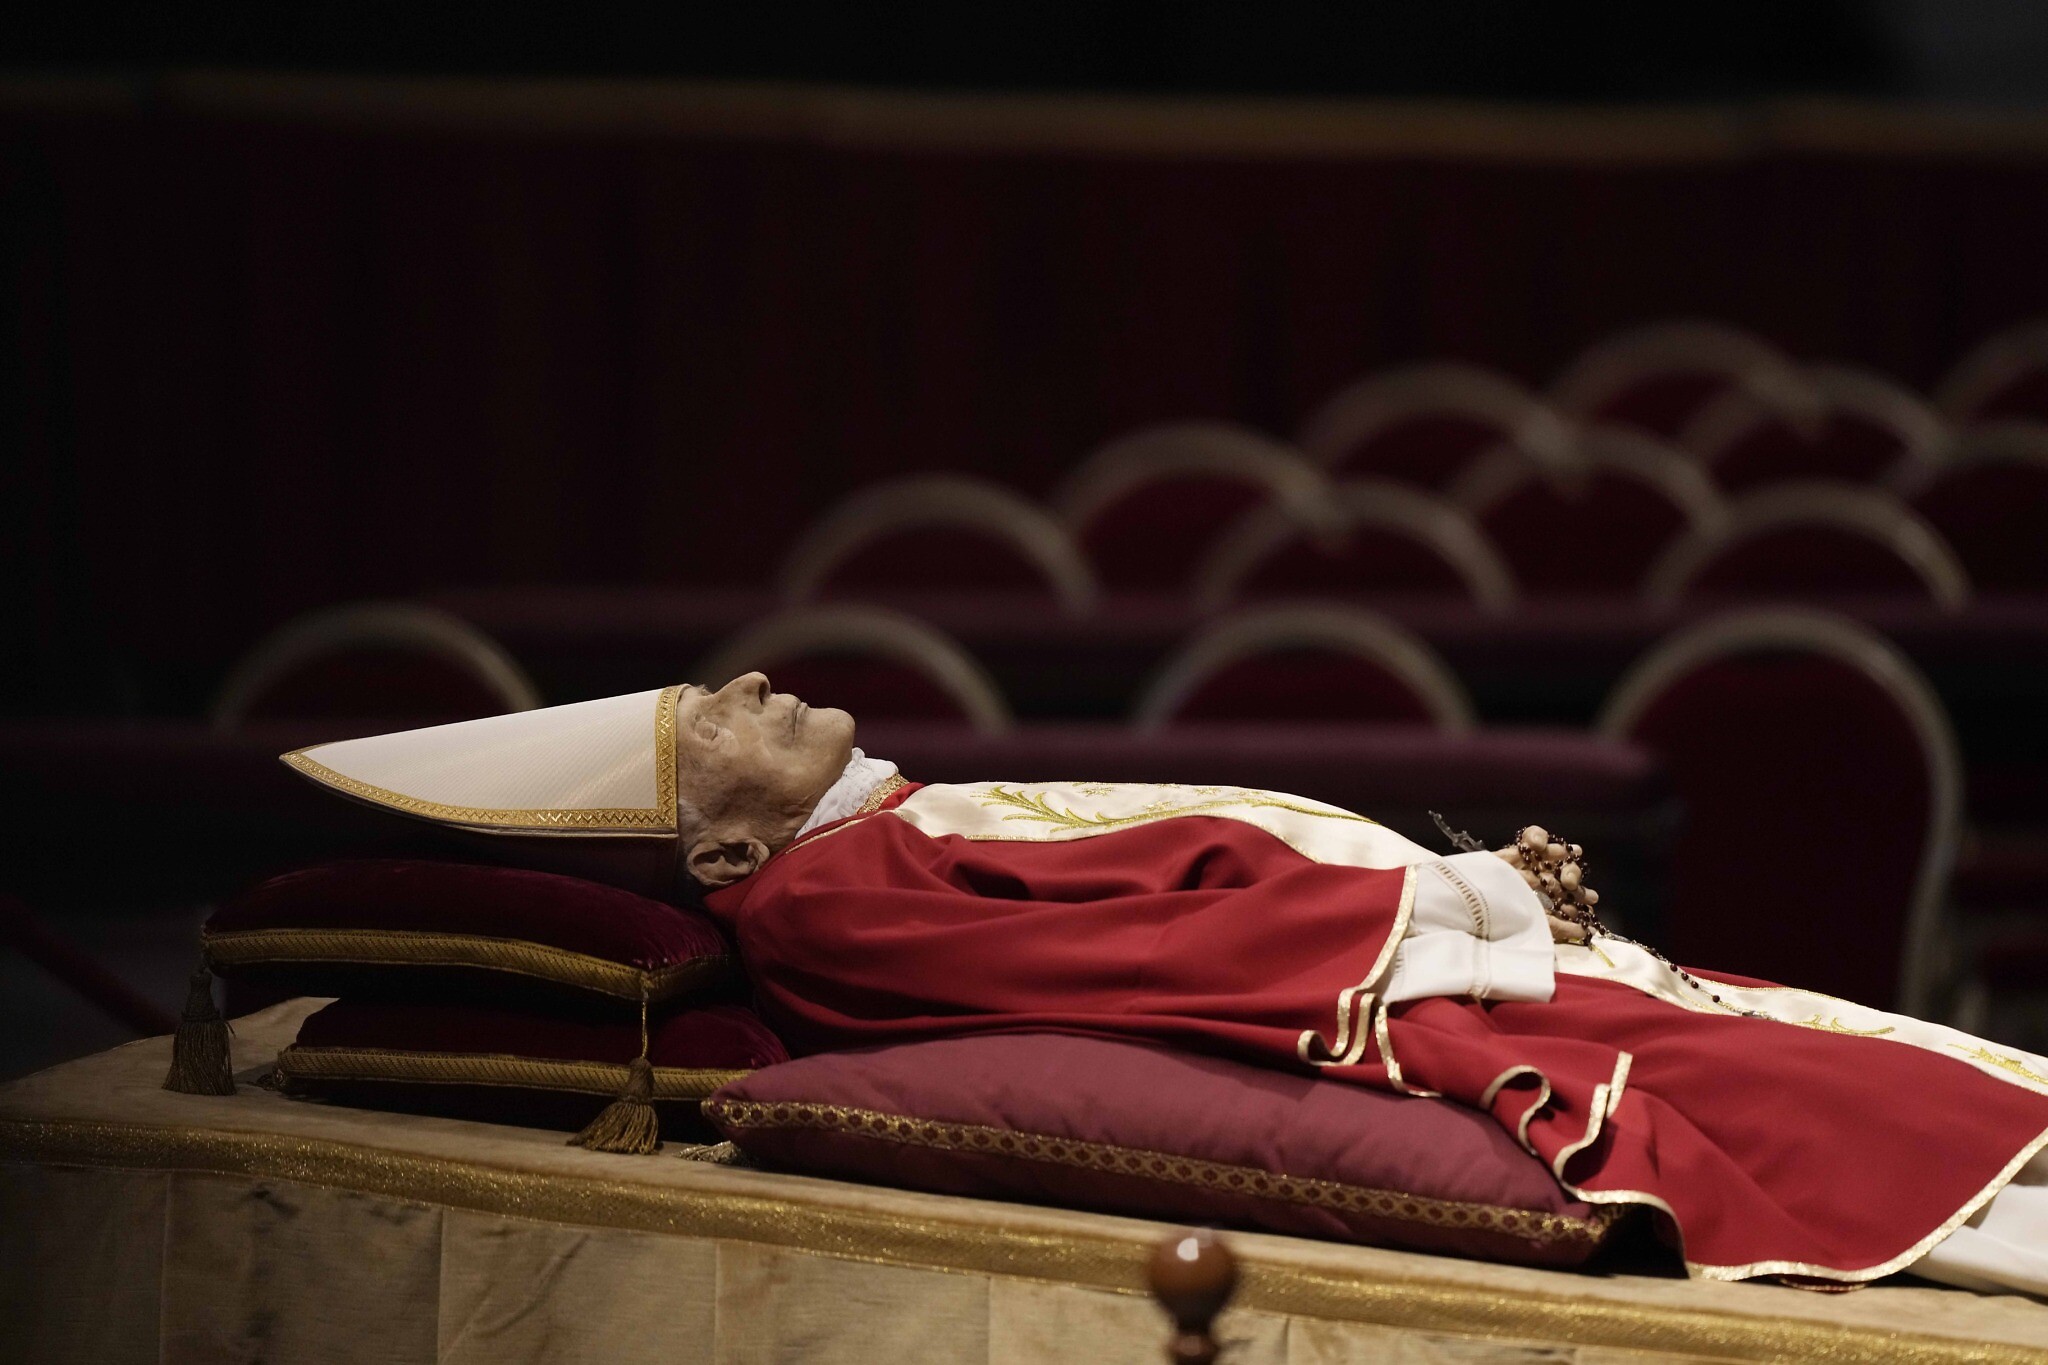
[569,988,660,1154]
[163,964,235,1095]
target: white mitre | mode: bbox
[282,686,689,895]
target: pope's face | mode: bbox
[673,673,856,848]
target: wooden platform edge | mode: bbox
[3,1115,2033,1364]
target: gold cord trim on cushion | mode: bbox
[202,926,732,1003]
[278,683,683,832]
[2,1115,2036,1364]
[704,1097,1623,1250]
[274,1045,747,1100]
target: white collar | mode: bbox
[795,749,900,837]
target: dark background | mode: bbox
[11,2,2048,717]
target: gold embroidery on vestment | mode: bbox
[1792,1015,1895,1037]
[855,773,908,815]
[975,784,1378,834]
[1950,1044,2048,1086]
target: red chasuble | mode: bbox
[705,779,2048,1286]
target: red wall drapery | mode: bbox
[9,78,2048,711]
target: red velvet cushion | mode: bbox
[205,860,735,1007]
[706,1033,1624,1268]
[278,997,787,1133]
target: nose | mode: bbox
[720,671,771,707]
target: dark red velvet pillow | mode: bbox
[204,860,734,1008]
[706,1033,1624,1268]
[277,997,788,1133]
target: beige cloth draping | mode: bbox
[6,1003,2048,1364]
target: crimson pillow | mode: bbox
[706,1033,1624,1268]
[204,860,734,1008]
[277,997,787,1134]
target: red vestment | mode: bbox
[706,781,2048,1284]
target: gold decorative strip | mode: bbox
[705,1097,1618,1249]
[202,926,733,1004]
[974,784,1378,836]
[276,1046,747,1100]
[855,773,908,815]
[279,683,683,832]
[0,1116,2036,1364]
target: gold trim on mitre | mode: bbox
[280,684,683,833]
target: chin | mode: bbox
[815,705,857,750]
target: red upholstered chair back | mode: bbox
[1600,610,1961,1014]
[1055,424,1330,590]
[779,476,1098,617]
[1644,482,1972,611]
[1134,605,1473,730]
[1683,364,1952,493]
[210,603,542,730]
[1298,363,1572,489]
[1195,480,1517,612]
[1896,429,2048,592]
[695,604,1011,732]
[1549,321,1806,441]
[1460,431,1726,594]
[1936,321,2048,425]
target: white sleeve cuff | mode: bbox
[1380,851,1556,1005]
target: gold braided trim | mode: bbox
[705,1097,1623,1250]
[276,1046,747,1100]
[3,1117,2040,1363]
[855,773,909,815]
[203,926,732,1003]
[278,683,683,832]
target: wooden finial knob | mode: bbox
[1148,1229,1238,1364]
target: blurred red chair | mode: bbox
[1598,608,1962,1014]
[1892,424,2048,593]
[1548,320,1810,440]
[1680,363,1954,492]
[1054,422,1334,590]
[1194,479,1517,613]
[1456,429,1727,595]
[1134,604,1475,731]
[1643,482,1972,611]
[1935,320,2048,425]
[210,603,542,730]
[779,476,1098,617]
[694,604,1012,733]
[1298,362,1573,489]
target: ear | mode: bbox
[685,833,772,888]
